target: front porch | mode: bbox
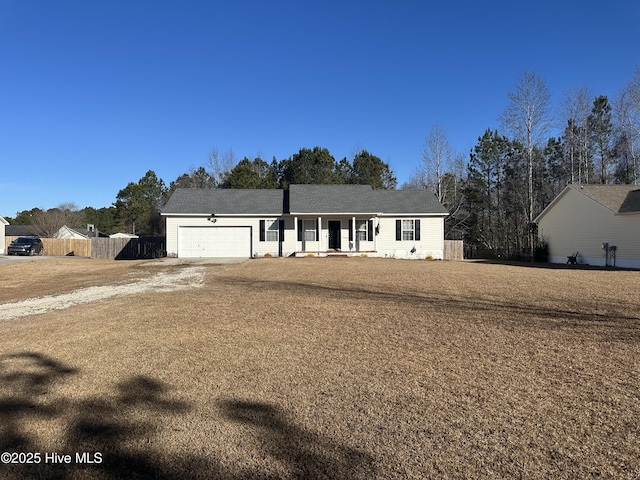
[293,215,378,255]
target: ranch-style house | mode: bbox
[162,184,449,259]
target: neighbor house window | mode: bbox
[396,219,421,241]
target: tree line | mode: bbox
[6,148,395,237]
[7,68,640,256]
[408,68,640,259]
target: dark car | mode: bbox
[7,236,44,256]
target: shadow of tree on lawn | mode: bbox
[0,352,218,479]
[0,352,375,480]
[219,399,376,479]
[0,352,78,454]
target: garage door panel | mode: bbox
[178,227,251,258]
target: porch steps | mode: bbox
[294,251,374,258]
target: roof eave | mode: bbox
[379,212,449,216]
[162,212,282,216]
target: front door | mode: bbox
[328,220,341,250]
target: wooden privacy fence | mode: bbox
[5,236,165,260]
[91,237,165,260]
[443,240,464,261]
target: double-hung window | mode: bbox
[395,219,421,241]
[402,220,415,240]
[356,220,369,241]
[303,220,317,241]
[349,219,373,242]
[260,219,281,242]
[297,219,318,242]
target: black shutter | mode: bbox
[415,219,421,241]
[367,220,373,240]
[298,219,303,241]
[279,220,285,241]
[349,219,353,241]
[314,219,319,241]
[396,220,401,241]
[259,220,265,242]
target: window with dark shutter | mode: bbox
[367,220,373,240]
[298,219,303,241]
[396,220,401,241]
[415,219,421,241]
[259,220,265,242]
[349,219,354,241]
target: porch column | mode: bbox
[294,216,298,253]
[352,216,356,251]
[317,216,322,253]
[373,217,378,252]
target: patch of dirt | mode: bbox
[0,258,150,304]
[0,266,206,321]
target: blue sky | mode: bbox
[1,0,638,218]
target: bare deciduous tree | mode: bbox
[32,203,81,238]
[407,125,467,240]
[500,70,552,257]
[420,124,454,203]
[615,69,640,185]
[561,86,593,184]
[207,146,236,187]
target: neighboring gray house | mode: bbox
[535,184,640,268]
[5,225,37,237]
[162,185,449,259]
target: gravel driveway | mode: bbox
[0,265,206,321]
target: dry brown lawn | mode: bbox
[0,257,639,479]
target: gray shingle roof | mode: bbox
[162,189,284,215]
[369,189,450,215]
[289,184,448,214]
[163,185,449,216]
[288,184,376,213]
[5,225,38,236]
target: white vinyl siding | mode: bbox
[376,216,444,259]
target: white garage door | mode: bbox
[178,226,251,258]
